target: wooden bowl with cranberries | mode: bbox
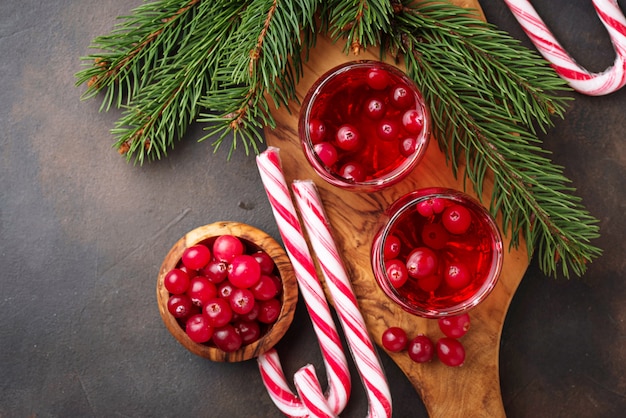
[156,221,297,362]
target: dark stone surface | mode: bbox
[1,1,623,416]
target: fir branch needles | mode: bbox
[75,0,602,278]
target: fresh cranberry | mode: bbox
[335,124,361,151]
[383,234,401,260]
[399,137,418,157]
[251,275,280,301]
[366,67,389,90]
[386,259,409,288]
[203,297,233,327]
[257,298,281,324]
[339,161,366,182]
[314,142,339,167]
[438,313,471,339]
[217,280,235,299]
[164,268,190,294]
[405,247,438,279]
[377,119,399,142]
[390,84,414,109]
[402,109,424,134]
[444,261,471,289]
[178,265,198,279]
[229,288,256,315]
[252,251,275,275]
[407,334,435,363]
[436,337,465,367]
[187,276,217,307]
[364,97,385,119]
[309,119,327,143]
[234,320,262,344]
[421,223,449,250]
[416,198,446,217]
[167,294,194,319]
[185,314,213,343]
[239,301,260,321]
[213,235,244,263]
[201,260,228,284]
[182,244,211,270]
[381,327,408,352]
[228,254,261,288]
[442,204,472,235]
[212,325,243,352]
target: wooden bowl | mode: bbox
[156,221,297,362]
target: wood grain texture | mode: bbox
[264,2,529,416]
[156,222,297,362]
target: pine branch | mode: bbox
[387,1,601,277]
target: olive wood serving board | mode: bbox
[264,2,529,416]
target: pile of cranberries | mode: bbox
[305,63,427,184]
[381,313,470,367]
[163,234,283,352]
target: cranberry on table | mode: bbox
[438,313,471,339]
[381,327,409,352]
[436,337,466,367]
[408,334,435,363]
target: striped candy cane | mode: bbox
[256,147,351,417]
[504,0,626,95]
[292,180,393,418]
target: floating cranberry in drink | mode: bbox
[371,188,503,318]
[300,61,430,191]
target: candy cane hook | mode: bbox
[504,0,626,95]
[256,148,351,417]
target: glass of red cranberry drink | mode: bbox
[299,61,431,191]
[371,188,503,318]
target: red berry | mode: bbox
[212,324,243,352]
[399,137,418,157]
[239,301,260,321]
[217,280,235,299]
[182,244,211,270]
[309,119,327,144]
[442,204,472,235]
[390,84,414,109]
[257,298,281,324]
[377,119,399,142]
[339,161,366,182]
[421,223,449,250]
[438,313,470,339]
[252,251,276,275]
[234,319,262,345]
[201,260,228,284]
[364,97,385,120]
[335,124,361,151]
[187,276,217,307]
[167,294,194,319]
[251,275,280,301]
[314,142,339,167]
[444,261,471,289]
[164,268,190,294]
[386,259,409,288]
[402,109,424,134]
[405,247,438,279]
[203,297,233,327]
[366,67,389,90]
[213,235,244,263]
[229,287,256,315]
[228,254,261,288]
[416,198,446,217]
[417,274,442,293]
[381,327,408,352]
[383,234,401,260]
[436,337,465,367]
[408,334,435,363]
[185,314,214,343]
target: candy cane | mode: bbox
[256,147,351,417]
[292,180,393,418]
[504,0,626,95]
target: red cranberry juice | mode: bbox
[308,65,425,181]
[387,199,496,310]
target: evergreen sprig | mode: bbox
[75,0,602,277]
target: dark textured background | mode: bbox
[1,1,624,417]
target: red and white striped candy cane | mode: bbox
[256,147,351,417]
[292,180,393,418]
[504,0,626,95]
